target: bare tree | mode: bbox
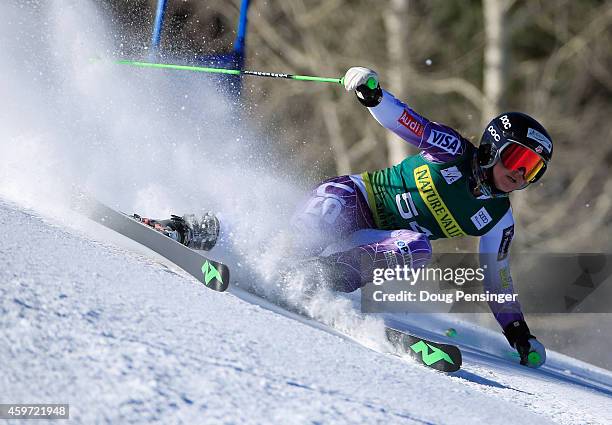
[112,0,611,252]
[482,0,507,124]
[383,0,411,164]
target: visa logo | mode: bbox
[427,130,461,155]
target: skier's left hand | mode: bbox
[343,67,378,91]
[343,67,383,107]
[503,320,546,368]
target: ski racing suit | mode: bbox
[292,90,524,331]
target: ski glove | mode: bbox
[343,67,383,107]
[503,320,546,368]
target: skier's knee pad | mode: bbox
[295,183,354,227]
[290,177,362,254]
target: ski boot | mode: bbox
[183,212,220,251]
[133,214,194,246]
[133,212,219,250]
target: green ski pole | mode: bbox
[116,60,378,89]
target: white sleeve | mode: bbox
[368,90,468,160]
[368,90,410,131]
[479,207,525,329]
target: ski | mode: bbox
[74,196,459,370]
[76,196,229,292]
[385,327,462,372]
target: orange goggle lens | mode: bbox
[500,144,544,182]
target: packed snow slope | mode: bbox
[2,200,611,424]
[1,2,611,423]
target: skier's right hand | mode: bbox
[343,67,383,107]
[503,320,546,368]
[516,337,546,368]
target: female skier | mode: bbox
[291,67,553,368]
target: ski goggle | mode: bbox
[499,142,545,183]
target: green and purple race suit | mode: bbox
[293,90,524,329]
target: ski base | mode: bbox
[386,327,462,372]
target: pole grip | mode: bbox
[366,77,378,90]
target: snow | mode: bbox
[1,1,611,423]
[2,199,611,424]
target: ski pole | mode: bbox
[116,60,378,89]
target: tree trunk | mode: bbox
[383,0,410,165]
[482,0,507,125]
[322,100,352,175]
